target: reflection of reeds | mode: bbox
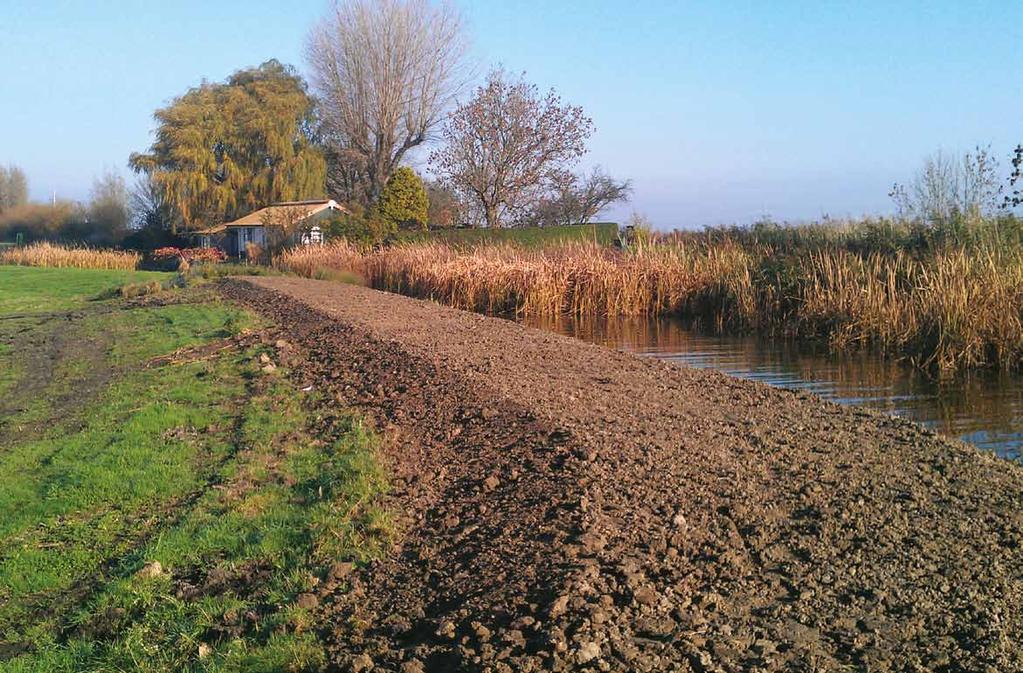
[533,312,1023,447]
[0,242,140,270]
[279,240,1023,372]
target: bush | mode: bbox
[0,202,82,242]
[120,225,188,252]
[375,167,429,230]
[321,211,396,248]
[151,247,226,263]
[0,200,129,247]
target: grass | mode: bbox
[0,267,390,671]
[279,226,1023,373]
[0,266,171,314]
[394,222,619,247]
[0,242,141,270]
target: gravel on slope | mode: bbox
[220,277,1023,673]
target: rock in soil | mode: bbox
[220,277,1023,673]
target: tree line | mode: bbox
[122,0,631,243]
[3,0,632,248]
[0,169,134,246]
[7,0,1018,249]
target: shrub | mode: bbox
[321,211,396,248]
[375,167,428,230]
[158,247,227,263]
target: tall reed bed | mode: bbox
[279,240,1023,372]
[0,242,140,270]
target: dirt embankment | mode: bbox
[221,277,1023,673]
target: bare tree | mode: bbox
[425,179,462,228]
[88,170,130,242]
[890,147,1002,227]
[130,174,173,231]
[1005,144,1023,209]
[306,0,468,203]
[430,69,594,228]
[260,205,310,259]
[322,139,371,206]
[0,164,28,213]
[533,167,631,226]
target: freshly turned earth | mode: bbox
[221,277,1023,673]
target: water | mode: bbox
[522,315,1023,461]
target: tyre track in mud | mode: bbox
[221,276,1023,673]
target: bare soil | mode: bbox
[221,277,1023,673]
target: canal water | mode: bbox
[522,315,1023,461]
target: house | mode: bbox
[195,199,345,257]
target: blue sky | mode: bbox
[2,1,1020,228]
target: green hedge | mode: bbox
[396,222,619,247]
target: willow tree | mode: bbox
[129,60,326,232]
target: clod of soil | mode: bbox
[221,277,1023,673]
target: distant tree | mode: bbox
[129,60,326,233]
[533,167,631,226]
[889,147,1002,229]
[0,165,28,213]
[375,167,429,230]
[425,179,461,228]
[129,174,172,231]
[306,0,469,203]
[123,176,184,250]
[0,171,129,245]
[86,171,130,244]
[0,202,79,242]
[1005,144,1023,209]
[430,69,594,228]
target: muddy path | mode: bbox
[221,277,1023,673]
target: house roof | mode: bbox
[223,199,344,226]
[192,200,344,235]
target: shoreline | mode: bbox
[222,276,1023,672]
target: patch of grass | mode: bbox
[185,263,286,280]
[0,266,170,314]
[0,341,16,398]
[0,270,389,672]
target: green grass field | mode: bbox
[0,267,169,315]
[0,266,388,672]
[397,222,620,247]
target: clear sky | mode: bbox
[2,1,1020,228]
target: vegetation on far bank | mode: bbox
[394,222,619,247]
[280,215,1023,373]
[0,267,389,671]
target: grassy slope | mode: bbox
[0,267,388,672]
[397,222,619,247]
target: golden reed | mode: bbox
[279,240,1023,372]
[0,242,140,270]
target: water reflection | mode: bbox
[522,314,1023,461]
